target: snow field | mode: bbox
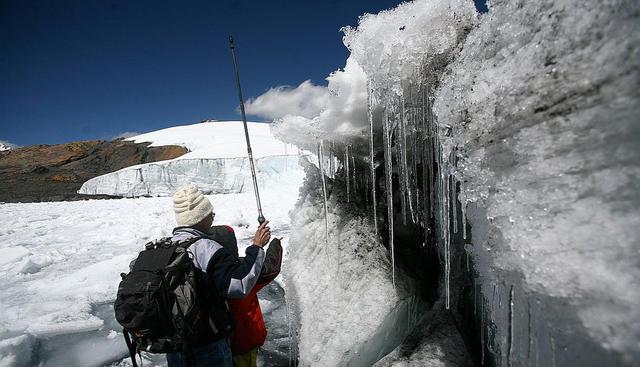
[0,160,303,367]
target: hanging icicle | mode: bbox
[399,90,416,225]
[383,104,396,288]
[317,140,329,245]
[368,81,379,235]
[351,153,357,199]
[345,145,350,203]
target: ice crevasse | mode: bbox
[257,0,640,365]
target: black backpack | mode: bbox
[114,236,226,367]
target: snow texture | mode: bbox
[283,158,424,367]
[373,307,472,367]
[434,0,640,360]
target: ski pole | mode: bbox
[229,36,266,225]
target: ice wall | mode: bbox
[434,0,640,363]
[283,159,425,367]
[78,155,303,197]
[256,0,640,365]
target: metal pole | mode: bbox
[229,36,265,224]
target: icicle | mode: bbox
[428,84,435,220]
[440,149,451,309]
[528,298,534,366]
[400,91,416,225]
[317,140,329,245]
[351,153,357,197]
[462,199,468,240]
[411,92,419,221]
[345,145,350,203]
[398,97,408,226]
[365,166,370,207]
[368,81,378,234]
[452,165,458,234]
[382,104,395,288]
[508,285,515,367]
[481,297,486,365]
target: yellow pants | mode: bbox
[232,349,258,367]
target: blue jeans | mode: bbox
[166,339,233,367]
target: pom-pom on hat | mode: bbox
[173,184,213,227]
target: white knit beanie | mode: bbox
[173,184,213,227]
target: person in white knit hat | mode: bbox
[173,184,215,227]
[166,184,271,367]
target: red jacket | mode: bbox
[206,225,283,355]
[229,237,282,355]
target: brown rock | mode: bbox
[0,140,188,203]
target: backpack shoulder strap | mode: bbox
[177,236,204,249]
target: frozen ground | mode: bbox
[0,159,303,367]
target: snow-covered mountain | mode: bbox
[0,142,16,151]
[79,121,304,197]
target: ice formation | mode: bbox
[283,159,424,366]
[254,0,640,364]
[78,121,305,197]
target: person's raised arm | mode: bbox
[207,221,271,298]
[258,238,283,284]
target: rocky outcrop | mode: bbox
[0,139,187,202]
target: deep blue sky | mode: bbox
[1,1,486,147]
[0,0,409,146]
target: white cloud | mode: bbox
[248,58,369,149]
[112,132,141,140]
[245,80,329,120]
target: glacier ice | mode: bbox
[262,0,640,364]
[283,158,425,366]
[79,155,303,198]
